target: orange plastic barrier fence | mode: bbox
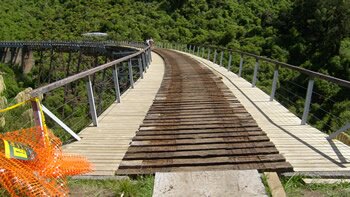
[0,126,92,196]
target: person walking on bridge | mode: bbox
[146,37,154,49]
[149,37,154,48]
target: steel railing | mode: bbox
[3,41,153,141]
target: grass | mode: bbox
[68,176,154,197]
[260,174,272,197]
[281,175,350,197]
[0,175,154,197]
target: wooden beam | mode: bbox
[264,172,286,197]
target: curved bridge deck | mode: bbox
[117,49,292,174]
[65,49,350,177]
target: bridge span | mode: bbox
[61,47,350,177]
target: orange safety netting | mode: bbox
[0,99,93,196]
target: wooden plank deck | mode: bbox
[64,48,349,177]
[116,49,292,175]
[183,50,350,175]
[63,52,165,176]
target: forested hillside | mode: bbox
[0,0,349,134]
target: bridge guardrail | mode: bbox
[0,41,152,142]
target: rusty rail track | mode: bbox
[116,49,293,175]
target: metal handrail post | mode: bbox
[238,55,244,77]
[252,58,260,87]
[227,52,232,71]
[270,65,279,101]
[146,50,150,67]
[142,53,147,73]
[138,56,144,79]
[213,49,217,64]
[148,48,152,62]
[301,79,315,125]
[112,65,121,103]
[128,59,134,89]
[207,48,211,60]
[86,75,98,126]
[219,51,224,67]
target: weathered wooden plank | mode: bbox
[132,131,265,140]
[140,119,257,127]
[127,141,276,153]
[124,147,279,160]
[143,114,252,121]
[145,113,252,120]
[136,128,263,136]
[116,161,293,175]
[146,108,248,114]
[130,136,270,146]
[119,154,286,168]
[139,123,259,131]
[151,100,240,105]
[264,172,286,197]
[149,103,242,110]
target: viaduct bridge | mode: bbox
[0,41,349,195]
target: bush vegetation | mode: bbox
[0,0,349,136]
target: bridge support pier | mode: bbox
[0,47,34,74]
[21,47,34,74]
